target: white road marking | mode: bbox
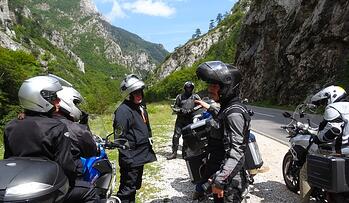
[254,112,275,118]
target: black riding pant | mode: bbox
[117,165,144,203]
[171,118,191,153]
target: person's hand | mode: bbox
[194,100,210,109]
[212,184,224,198]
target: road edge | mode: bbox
[251,128,289,146]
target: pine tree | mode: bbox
[216,13,223,24]
[195,28,201,37]
[209,19,215,30]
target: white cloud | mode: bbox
[122,0,176,17]
[107,0,127,21]
[94,0,127,22]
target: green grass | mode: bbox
[0,145,3,159]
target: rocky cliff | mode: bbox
[155,28,224,79]
[235,0,349,104]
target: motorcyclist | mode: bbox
[54,85,100,202]
[167,81,201,160]
[3,76,98,202]
[300,85,349,202]
[194,61,250,202]
[55,85,98,159]
[113,74,157,203]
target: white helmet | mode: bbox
[18,76,63,113]
[57,86,84,122]
[120,74,145,99]
[310,85,347,106]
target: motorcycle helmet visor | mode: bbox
[40,90,59,103]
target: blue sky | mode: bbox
[92,0,238,52]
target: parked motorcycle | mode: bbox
[281,103,331,202]
[0,133,127,203]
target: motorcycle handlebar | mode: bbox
[103,142,129,150]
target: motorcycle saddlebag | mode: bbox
[185,153,207,184]
[307,154,349,193]
[245,132,263,170]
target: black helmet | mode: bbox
[184,81,194,90]
[196,61,242,101]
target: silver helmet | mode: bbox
[120,74,145,99]
[57,86,84,122]
[18,76,63,113]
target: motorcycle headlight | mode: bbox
[5,182,52,196]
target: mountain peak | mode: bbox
[80,0,98,16]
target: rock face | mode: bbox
[235,0,349,104]
[46,30,85,72]
[0,30,25,51]
[156,28,224,79]
[0,0,10,26]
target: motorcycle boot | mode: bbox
[166,151,177,160]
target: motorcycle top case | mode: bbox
[307,154,349,193]
[182,118,211,140]
[245,132,263,170]
[0,157,69,203]
[182,118,209,160]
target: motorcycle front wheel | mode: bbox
[282,151,300,193]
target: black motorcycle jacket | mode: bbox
[52,114,98,176]
[54,114,98,158]
[3,114,77,183]
[173,92,201,120]
[113,100,157,167]
[211,99,251,189]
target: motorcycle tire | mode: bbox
[282,151,300,193]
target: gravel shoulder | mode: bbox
[145,131,300,203]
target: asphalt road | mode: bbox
[248,105,323,145]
